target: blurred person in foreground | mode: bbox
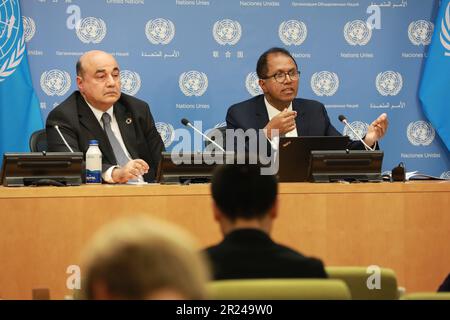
[78,216,210,299]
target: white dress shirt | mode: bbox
[263,97,298,150]
[264,97,298,138]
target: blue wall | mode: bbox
[21,0,449,177]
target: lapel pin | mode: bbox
[125,118,132,124]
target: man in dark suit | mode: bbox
[204,164,327,280]
[226,47,388,150]
[46,50,164,183]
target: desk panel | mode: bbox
[1,181,449,299]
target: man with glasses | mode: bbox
[226,47,388,150]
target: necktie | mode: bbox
[101,112,130,167]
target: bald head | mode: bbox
[76,50,121,111]
[77,50,116,76]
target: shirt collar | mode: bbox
[264,96,293,120]
[84,98,114,124]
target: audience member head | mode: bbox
[76,50,121,112]
[79,216,210,300]
[211,164,278,235]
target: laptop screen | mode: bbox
[277,136,350,182]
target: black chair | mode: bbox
[205,126,226,149]
[29,129,48,152]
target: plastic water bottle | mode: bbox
[85,140,102,184]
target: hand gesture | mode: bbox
[364,113,388,147]
[112,159,149,183]
[264,109,297,139]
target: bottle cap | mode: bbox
[89,140,99,145]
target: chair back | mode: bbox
[207,279,351,300]
[402,292,450,300]
[29,129,48,152]
[326,266,399,300]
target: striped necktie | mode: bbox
[101,112,130,167]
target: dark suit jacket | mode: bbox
[438,273,450,292]
[226,94,364,150]
[46,91,164,182]
[204,229,327,280]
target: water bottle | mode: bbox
[85,140,102,184]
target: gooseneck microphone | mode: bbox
[54,125,74,153]
[180,118,226,152]
[338,115,375,151]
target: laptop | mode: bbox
[277,136,350,182]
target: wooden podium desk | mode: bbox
[0,181,449,299]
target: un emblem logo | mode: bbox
[0,0,26,82]
[40,69,71,96]
[155,122,175,148]
[344,20,372,46]
[145,18,175,45]
[441,171,450,180]
[376,71,403,96]
[279,20,307,46]
[76,17,107,44]
[245,72,262,97]
[213,19,242,45]
[311,71,339,96]
[440,3,450,56]
[343,121,369,141]
[215,122,227,128]
[407,121,435,146]
[408,20,434,46]
[179,71,208,97]
[120,70,141,96]
[22,16,36,42]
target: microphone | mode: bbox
[180,118,226,152]
[338,115,375,151]
[54,125,74,153]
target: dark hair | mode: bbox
[76,59,83,76]
[211,164,277,220]
[256,47,298,79]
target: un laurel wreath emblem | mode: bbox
[344,20,372,46]
[408,20,434,46]
[407,121,435,146]
[311,71,339,97]
[279,20,307,46]
[214,122,227,129]
[343,121,369,141]
[440,3,450,55]
[245,72,262,97]
[76,17,107,44]
[145,18,175,45]
[179,71,208,97]
[120,70,141,96]
[40,69,71,96]
[376,71,403,96]
[155,122,175,148]
[213,19,242,45]
[22,16,36,42]
[0,0,26,82]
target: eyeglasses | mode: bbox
[263,70,300,83]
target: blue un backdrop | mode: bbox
[20,0,449,177]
